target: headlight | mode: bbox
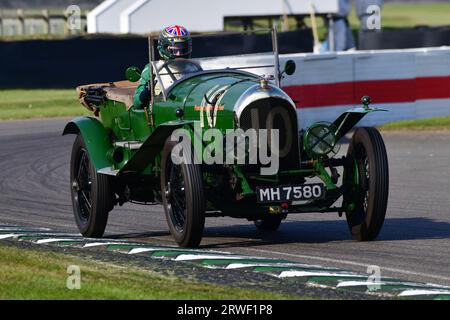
[303,122,340,159]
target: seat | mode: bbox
[104,85,137,110]
[77,80,138,111]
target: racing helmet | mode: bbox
[158,25,192,60]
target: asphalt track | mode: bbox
[0,118,449,287]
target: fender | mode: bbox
[118,119,198,174]
[62,116,112,171]
[333,105,387,141]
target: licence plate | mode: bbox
[256,184,325,203]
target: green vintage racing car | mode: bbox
[63,29,389,247]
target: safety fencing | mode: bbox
[0,32,312,89]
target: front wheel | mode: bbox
[343,127,389,241]
[70,134,114,237]
[161,139,205,247]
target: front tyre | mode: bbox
[70,134,114,237]
[343,127,389,241]
[161,139,205,247]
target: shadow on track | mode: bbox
[107,230,170,239]
[103,217,450,249]
[199,217,450,249]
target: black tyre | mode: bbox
[161,139,205,247]
[343,127,389,241]
[254,216,283,232]
[70,134,114,237]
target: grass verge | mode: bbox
[363,3,450,28]
[378,116,450,131]
[0,89,89,120]
[0,244,299,300]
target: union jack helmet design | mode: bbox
[158,25,192,60]
[165,25,188,37]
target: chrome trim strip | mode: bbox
[233,84,297,126]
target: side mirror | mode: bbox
[284,60,296,76]
[125,66,141,82]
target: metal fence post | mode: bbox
[42,9,50,34]
[17,9,25,35]
[328,14,335,52]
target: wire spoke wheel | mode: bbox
[343,127,389,241]
[74,149,92,222]
[70,134,114,237]
[167,162,187,232]
[161,138,205,247]
[362,156,370,212]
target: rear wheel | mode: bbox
[343,127,389,241]
[254,216,283,232]
[161,139,205,247]
[70,134,114,237]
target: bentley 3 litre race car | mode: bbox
[64,29,389,247]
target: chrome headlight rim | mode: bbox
[303,121,340,159]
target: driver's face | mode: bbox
[170,47,184,57]
[167,42,189,58]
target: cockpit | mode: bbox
[152,59,203,96]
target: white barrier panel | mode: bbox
[285,53,354,85]
[197,47,450,128]
[415,49,450,78]
[87,0,338,34]
[87,0,137,33]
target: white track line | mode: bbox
[174,254,252,261]
[337,281,387,288]
[35,238,83,244]
[0,227,51,231]
[0,234,24,239]
[0,232,72,239]
[83,242,130,248]
[279,271,367,279]
[398,289,450,297]
[336,280,449,289]
[241,248,450,283]
[1,233,80,240]
[128,248,163,255]
[224,262,324,270]
[127,247,229,255]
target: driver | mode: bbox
[133,25,201,109]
